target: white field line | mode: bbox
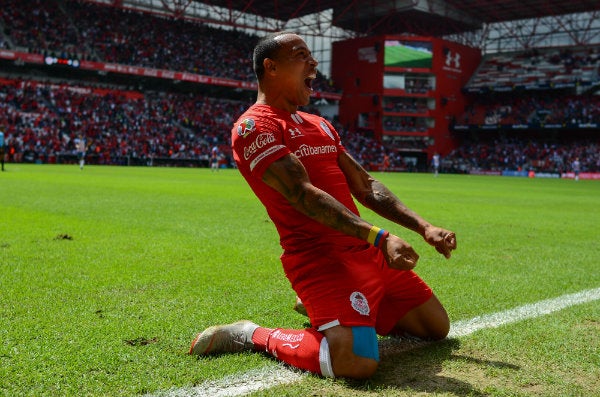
[148,365,304,397]
[448,287,600,338]
[149,287,600,397]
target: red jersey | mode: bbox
[232,104,364,252]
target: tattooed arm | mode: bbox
[262,153,367,239]
[338,151,456,259]
[262,153,419,269]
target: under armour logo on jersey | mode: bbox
[288,127,303,138]
[291,113,304,124]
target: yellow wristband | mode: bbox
[367,226,381,245]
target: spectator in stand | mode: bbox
[0,129,5,171]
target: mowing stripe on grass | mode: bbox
[151,287,600,397]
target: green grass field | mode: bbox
[1,164,599,397]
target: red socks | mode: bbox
[252,327,333,377]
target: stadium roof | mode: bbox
[200,0,600,36]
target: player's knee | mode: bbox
[417,297,450,340]
[349,326,379,378]
[416,315,450,341]
[355,356,379,379]
[330,347,378,379]
[430,319,450,340]
[325,326,380,379]
[338,326,380,378]
[390,308,450,341]
[428,310,450,340]
[342,355,378,379]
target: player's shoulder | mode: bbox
[233,104,284,140]
[237,104,283,120]
[297,111,340,141]
[298,111,337,135]
[297,110,326,123]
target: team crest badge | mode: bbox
[350,291,370,316]
[237,118,256,138]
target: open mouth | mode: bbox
[304,75,316,91]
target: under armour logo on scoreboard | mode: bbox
[445,51,461,69]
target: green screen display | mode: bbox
[384,40,432,68]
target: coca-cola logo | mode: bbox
[243,133,276,160]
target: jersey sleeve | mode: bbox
[232,114,290,178]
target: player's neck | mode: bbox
[256,92,298,114]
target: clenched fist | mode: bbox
[380,233,420,270]
[423,225,457,259]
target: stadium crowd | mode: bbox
[468,45,600,90]
[457,93,600,126]
[0,0,338,91]
[0,1,597,174]
[441,139,599,174]
[0,78,244,166]
[2,77,597,174]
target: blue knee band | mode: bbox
[352,326,379,361]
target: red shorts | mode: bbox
[281,243,432,336]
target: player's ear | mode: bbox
[264,58,277,75]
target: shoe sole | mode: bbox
[189,325,218,355]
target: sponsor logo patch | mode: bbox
[249,145,286,171]
[243,132,276,160]
[294,144,337,159]
[237,118,256,138]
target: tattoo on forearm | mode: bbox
[364,181,421,232]
[265,157,365,239]
[299,189,364,239]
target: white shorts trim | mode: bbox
[316,319,340,332]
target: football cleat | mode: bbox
[189,320,259,355]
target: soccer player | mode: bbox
[189,32,457,379]
[432,152,440,177]
[75,135,87,170]
[572,157,581,181]
[210,145,219,171]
